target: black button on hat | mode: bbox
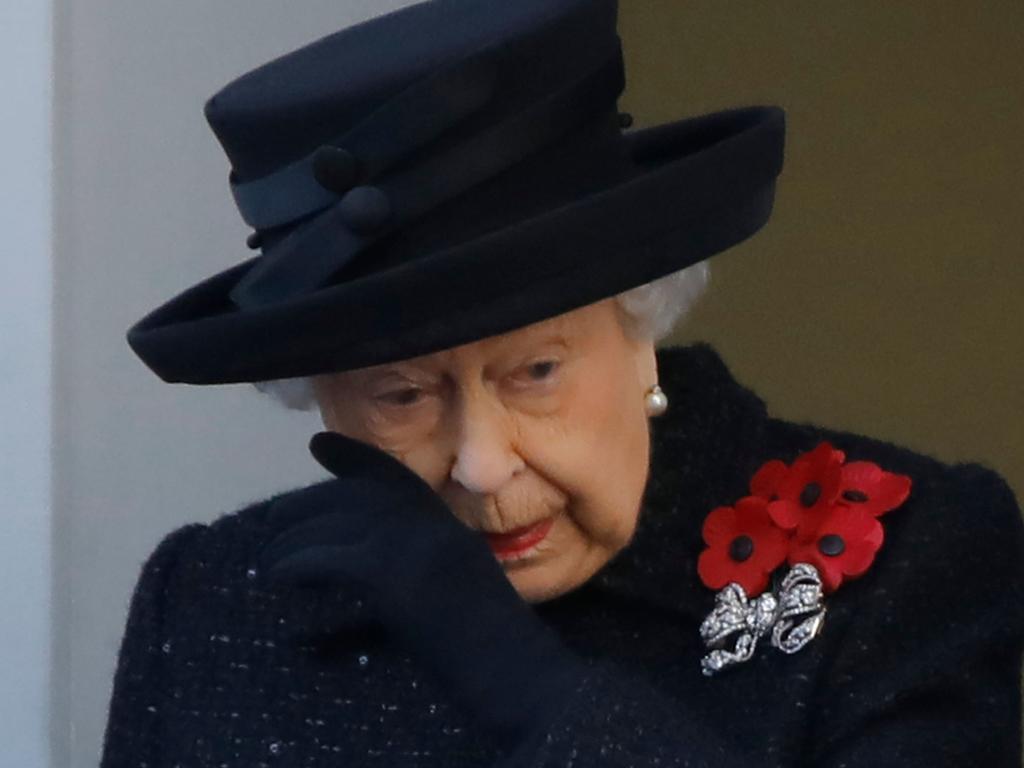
[339,186,391,235]
[312,147,362,195]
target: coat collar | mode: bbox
[585,342,771,622]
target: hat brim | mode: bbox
[128,105,784,384]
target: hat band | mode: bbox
[230,46,502,231]
[229,42,626,310]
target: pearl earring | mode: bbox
[645,384,668,417]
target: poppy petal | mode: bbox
[752,527,790,572]
[750,460,788,499]
[698,547,736,591]
[702,506,738,547]
[768,500,803,530]
[841,461,883,492]
[818,559,845,593]
[863,519,885,549]
[836,505,877,539]
[842,540,880,577]
[734,565,771,597]
[874,472,912,515]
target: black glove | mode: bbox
[259,431,588,754]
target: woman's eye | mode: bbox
[528,360,559,379]
[377,388,423,407]
[520,359,561,383]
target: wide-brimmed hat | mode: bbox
[127,0,785,385]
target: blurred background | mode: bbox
[631,2,1023,496]
[1,1,1020,765]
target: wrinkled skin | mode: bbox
[312,297,659,603]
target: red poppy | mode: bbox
[697,496,790,597]
[750,442,846,534]
[787,504,884,593]
[837,461,912,517]
[700,441,913,603]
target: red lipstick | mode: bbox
[484,517,555,559]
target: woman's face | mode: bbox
[312,297,658,603]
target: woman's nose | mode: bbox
[449,393,525,495]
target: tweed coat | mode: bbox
[99,342,1024,767]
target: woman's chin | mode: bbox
[504,543,609,604]
[508,567,569,603]
[489,510,621,603]
[494,543,557,600]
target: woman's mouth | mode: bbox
[484,516,555,563]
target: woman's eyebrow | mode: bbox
[522,333,570,350]
[352,363,427,387]
[368,366,432,382]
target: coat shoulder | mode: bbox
[133,492,277,590]
[126,480,374,648]
[144,481,332,577]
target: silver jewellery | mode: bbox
[644,384,668,417]
[695,441,913,676]
[699,562,827,676]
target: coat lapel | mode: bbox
[589,342,771,623]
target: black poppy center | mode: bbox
[818,534,846,557]
[842,489,869,502]
[729,535,755,563]
[800,482,822,507]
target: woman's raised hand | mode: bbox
[258,431,588,755]
[260,430,496,593]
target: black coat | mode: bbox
[99,343,1024,767]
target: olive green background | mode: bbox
[618,1,1022,499]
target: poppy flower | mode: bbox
[787,504,884,593]
[698,496,790,597]
[837,461,912,517]
[750,442,846,534]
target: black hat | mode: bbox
[127,0,785,384]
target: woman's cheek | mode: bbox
[556,465,638,553]
[568,423,646,549]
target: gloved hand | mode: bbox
[259,431,589,753]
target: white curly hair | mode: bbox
[253,260,710,411]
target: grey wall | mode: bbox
[52,2,416,765]
[2,1,53,766]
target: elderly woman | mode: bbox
[101,0,1023,766]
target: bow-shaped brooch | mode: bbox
[697,441,913,676]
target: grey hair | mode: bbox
[253,260,710,411]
